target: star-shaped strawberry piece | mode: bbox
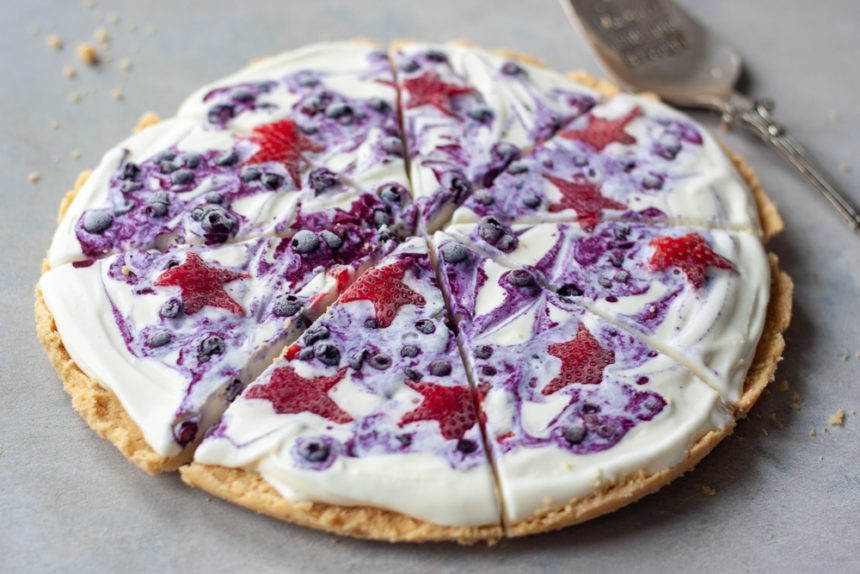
[561,106,640,151]
[337,261,425,328]
[543,174,626,231]
[246,366,352,424]
[648,232,736,289]
[542,323,615,395]
[243,119,323,187]
[402,71,476,119]
[399,381,478,440]
[154,252,249,315]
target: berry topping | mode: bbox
[243,119,323,187]
[348,350,366,370]
[562,421,587,445]
[522,194,542,209]
[261,172,284,190]
[145,191,170,218]
[160,298,183,319]
[561,106,640,151]
[542,323,615,395]
[291,230,321,254]
[145,331,172,348]
[501,61,524,76]
[558,284,584,300]
[429,359,452,377]
[298,438,331,463]
[119,162,140,180]
[415,319,436,334]
[400,344,420,358]
[82,211,113,234]
[308,167,338,195]
[240,167,262,182]
[314,342,341,366]
[338,261,426,328]
[154,252,248,315]
[542,174,626,231]
[214,150,238,166]
[648,232,736,289]
[439,242,469,264]
[477,216,504,244]
[380,136,405,157]
[171,169,194,185]
[507,269,536,288]
[474,345,493,360]
[368,353,392,370]
[303,324,330,345]
[379,184,405,208]
[456,439,478,453]
[224,379,244,403]
[320,230,343,250]
[245,366,351,424]
[198,335,226,362]
[399,382,478,441]
[402,71,476,119]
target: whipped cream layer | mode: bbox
[452,94,761,232]
[392,42,599,232]
[194,238,501,527]
[41,232,382,456]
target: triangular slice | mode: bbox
[37,231,384,473]
[451,94,761,232]
[392,41,599,232]
[432,233,734,532]
[443,220,770,404]
[184,238,502,542]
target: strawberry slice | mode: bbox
[560,106,640,151]
[542,174,626,231]
[399,381,478,440]
[243,119,324,187]
[648,232,736,289]
[245,365,352,424]
[542,323,615,395]
[154,252,249,315]
[337,261,425,328]
[402,71,476,119]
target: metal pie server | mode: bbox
[562,0,860,235]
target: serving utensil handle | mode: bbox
[719,93,860,235]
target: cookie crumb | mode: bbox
[840,163,851,174]
[761,427,769,437]
[542,496,553,506]
[767,412,784,430]
[767,533,774,539]
[809,428,816,436]
[121,265,131,276]
[106,12,119,24]
[49,120,59,130]
[63,65,77,78]
[70,150,81,160]
[28,172,41,183]
[126,22,137,32]
[68,91,81,103]
[829,409,845,426]
[828,110,840,122]
[28,24,40,36]
[665,396,673,406]
[206,497,212,502]
[144,24,156,36]
[83,0,95,8]
[701,485,716,496]
[819,455,824,461]
[77,43,99,65]
[94,27,110,44]
[842,353,850,360]
[0,446,4,455]
[778,380,789,392]
[110,88,123,101]
[46,34,63,51]
[562,461,572,470]
[119,58,132,71]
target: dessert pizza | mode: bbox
[35,40,792,543]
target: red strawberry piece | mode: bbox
[284,343,302,361]
[337,261,425,328]
[243,119,323,187]
[399,381,478,440]
[648,232,736,289]
[542,174,626,231]
[560,106,640,151]
[154,252,249,315]
[402,71,476,119]
[245,365,352,424]
[328,264,353,294]
[542,323,615,395]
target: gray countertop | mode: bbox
[2,1,858,572]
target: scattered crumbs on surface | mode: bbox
[840,163,851,174]
[77,43,99,65]
[852,410,857,416]
[121,265,131,276]
[49,120,58,130]
[592,470,602,487]
[119,58,132,71]
[809,428,816,437]
[819,455,824,461]
[701,485,716,496]
[778,380,789,393]
[144,24,156,36]
[83,0,95,8]
[855,352,860,359]
[330,537,341,544]
[829,409,845,426]
[68,91,81,103]
[206,497,212,502]
[46,34,63,50]
[761,427,769,437]
[102,52,113,63]
[63,65,76,78]
[562,461,572,470]
[106,12,119,24]
[763,388,771,395]
[719,122,730,133]
[542,496,553,506]
[823,426,828,433]
[755,412,762,420]
[767,533,774,540]
[734,434,743,441]
[126,21,137,32]
[94,26,110,45]
[28,172,41,183]
[828,110,840,122]
[28,24,40,36]
[0,446,4,455]
[665,396,673,406]
[842,353,850,361]
[767,412,784,430]
[110,88,123,101]
[70,150,81,160]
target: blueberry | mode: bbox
[481,365,497,376]
[467,106,493,122]
[573,156,589,167]
[314,342,341,366]
[642,174,662,190]
[608,252,624,268]
[379,184,405,208]
[171,169,194,185]
[477,216,504,244]
[368,97,389,112]
[598,277,613,288]
[118,162,140,181]
[474,345,493,359]
[425,49,447,62]
[396,434,412,447]
[372,209,392,227]
[296,72,320,88]
[507,269,535,287]
[160,160,180,174]
[440,171,472,203]
[320,230,343,250]
[562,422,587,445]
[613,225,631,241]
[114,199,135,215]
[614,270,630,283]
[348,350,366,370]
[240,167,262,182]
[381,136,404,156]
[120,181,144,194]
[303,324,330,345]
[368,353,392,370]
[231,87,254,102]
[299,439,330,463]
[496,234,517,252]
[415,319,435,334]
[196,204,235,240]
[308,168,338,194]
[558,284,584,300]
[473,191,494,206]
[205,193,223,204]
[207,104,235,125]
[400,344,420,358]
[198,335,225,362]
[154,150,177,164]
[160,298,183,319]
[400,59,419,73]
[404,368,422,381]
[522,194,542,209]
[180,153,201,169]
[364,318,378,329]
[501,61,524,76]
[261,172,284,190]
[214,149,239,166]
[82,211,113,234]
[429,360,452,376]
[297,347,316,361]
[224,379,244,403]
[291,230,321,254]
[325,101,353,120]
[643,396,663,411]
[456,439,478,453]
[596,421,617,439]
[582,403,601,414]
[146,331,172,348]
[173,419,199,447]
[507,161,529,175]
[440,242,469,264]
[273,295,302,317]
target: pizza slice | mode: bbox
[37,230,385,473]
[182,238,502,542]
